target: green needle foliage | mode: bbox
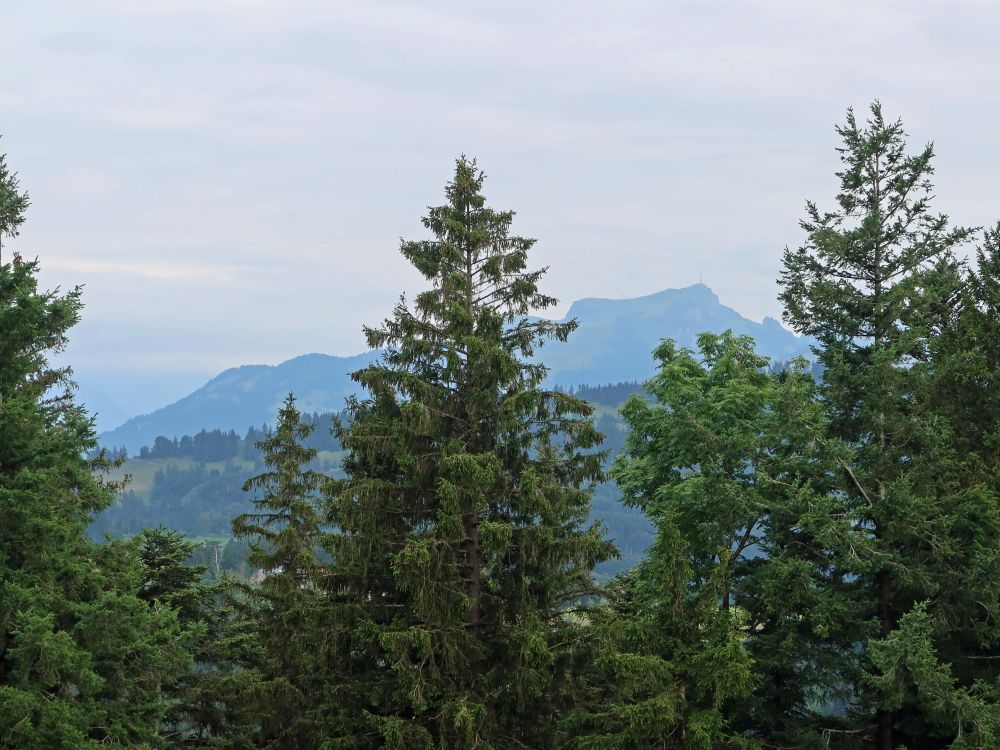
[0,143,29,264]
[133,527,232,748]
[0,152,193,748]
[778,103,1000,749]
[321,157,617,749]
[137,527,213,626]
[232,394,327,749]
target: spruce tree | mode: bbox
[0,143,29,263]
[778,103,1000,748]
[232,394,326,748]
[884,224,1000,749]
[164,578,268,749]
[132,527,259,749]
[136,526,211,626]
[0,148,193,748]
[322,157,616,749]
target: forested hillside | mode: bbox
[92,386,655,574]
[4,105,1000,749]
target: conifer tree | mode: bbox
[0,148,193,748]
[0,143,29,263]
[883,223,1000,749]
[929,223,1000,457]
[322,157,616,749]
[132,527,259,750]
[778,103,1000,748]
[137,526,212,626]
[232,394,326,748]
[165,579,268,749]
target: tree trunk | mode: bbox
[876,706,894,750]
[876,562,894,749]
[464,512,482,632]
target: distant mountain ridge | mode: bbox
[536,283,808,385]
[100,285,811,452]
[100,351,378,452]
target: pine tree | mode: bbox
[0,142,29,264]
[0,147,193,748]
[232,394,326,748]
[778,103,1000,748]
[133,527,253,749]
[321,157,616,749]
[137,527,211,625]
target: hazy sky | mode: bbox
[4,0,999,422]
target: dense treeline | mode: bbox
[93,400,652,567]
[91,415,345,537]
[131,413,343,462]
[3,104,1000,749]
[560,381,647,407]
[139,431,242,462]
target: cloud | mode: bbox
[42,257,242,282]
[4,0,1000,417]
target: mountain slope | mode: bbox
[101,352,377,452]
[538,283,808,385]
[100,285,810,452]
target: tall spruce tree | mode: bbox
[0,148,193,748]
[232,394,326,749]
[778,103,1000,748]
[885,223,1000,749]
[321,157,616,749]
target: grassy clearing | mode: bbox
[110,456,260,499]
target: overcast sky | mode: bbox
[3,0,999,421]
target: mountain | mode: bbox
[74,383,132,434]
[537,283,809,386]
[99,285,811,453]
[100,352,377,452]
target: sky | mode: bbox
[3,0,999,427]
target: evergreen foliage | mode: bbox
[778,102,1000,748]
[231,394,327,749]
[133,527,242,748]
[0,154,193,748]
[0,144,29,263]
[321,158,616,749]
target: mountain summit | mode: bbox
[99,285,810,452]
[538,283,807,386]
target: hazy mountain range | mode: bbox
[98,284,812,452]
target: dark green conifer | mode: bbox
[0,148,193,748]
[322,157,616,749]
[0,143,29,263]
[137,526,212,625]
[778,103,1000,749]
[132,527,259,750]
[232,394,326,748]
